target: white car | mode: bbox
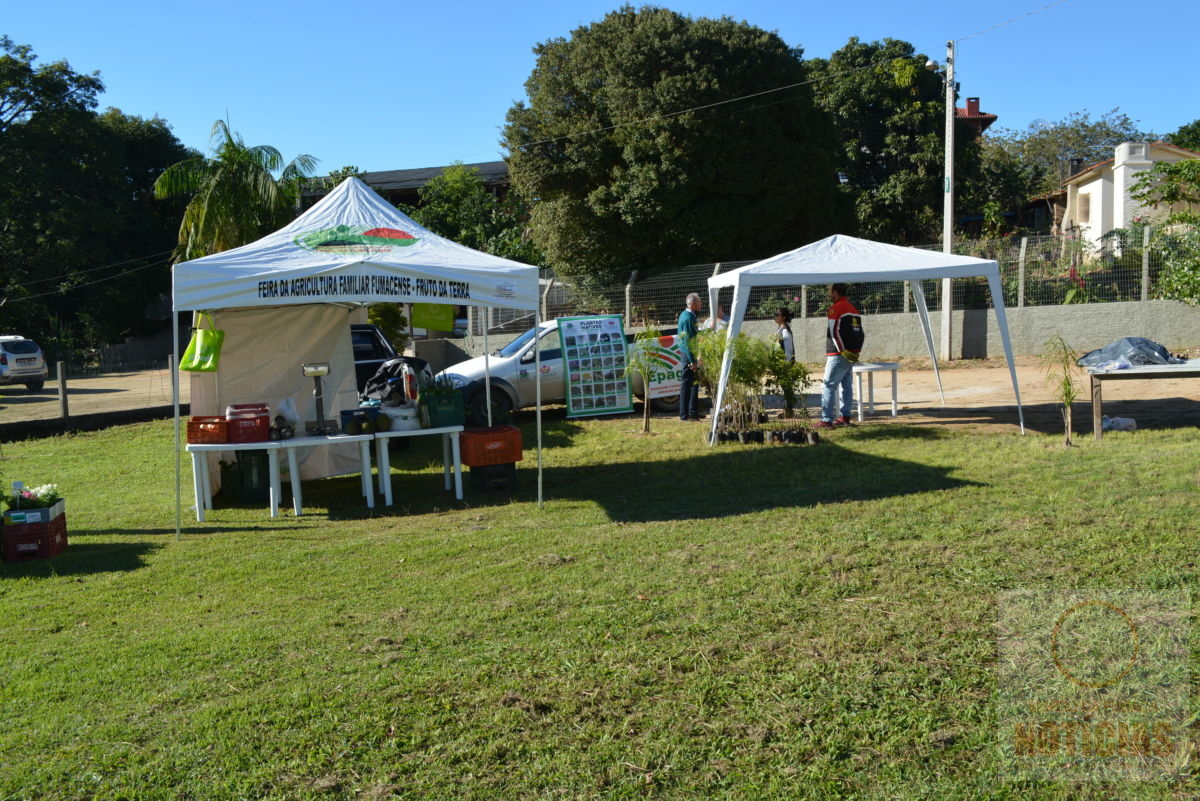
[438,320,680,425]
[0,336,48,392]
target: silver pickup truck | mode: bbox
[438,320,680,425]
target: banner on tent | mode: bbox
[558,315,634,418]
[255,273,472,302]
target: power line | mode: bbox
[958,0,1069,43]
[19,250,174,287]
[9,257,169,303]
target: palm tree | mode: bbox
[154,119,317,262]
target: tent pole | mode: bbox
[534,307,543,508]
[172,305,181,542]
[988,274,1025,435]
[708,287,746,445]
[910,281,945,404]
[483,306,492,427]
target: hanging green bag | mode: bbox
[179,312,225,372]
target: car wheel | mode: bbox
[467,387,514,427]
[25,379,44,393]
[650,394,680,413]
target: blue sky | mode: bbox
[6,0,1196,173]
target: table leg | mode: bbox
[201,454,214,511]
[377,437,394,506]
[268,449,281,518]
[1092,374,1103,441]
[360,440,374,509]
[286,448,303,515]
[451,432,463,500]
[890,369,898,416]
[190,451,206,522]
[442,434,452,491]
[868,373,876,414]
[855,372,864,422]
[375,437,386,496]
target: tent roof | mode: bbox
[173,177,538,312]
[708,234,999,289]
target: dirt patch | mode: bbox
[828,356,1200,436]
[0,368,188,425]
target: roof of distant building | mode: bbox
[304,160,509,196]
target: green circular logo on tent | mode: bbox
[294,225,419,253]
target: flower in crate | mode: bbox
[4,483,62,509]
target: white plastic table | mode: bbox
[278,433,375,515]
[185,440,283,522]
[851,362,901,421]
[372,425,464,505]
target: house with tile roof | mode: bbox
[1061,142,1200,247]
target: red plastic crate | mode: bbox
[226,405,270,443]
[461,425,523,466]
[2,514,68,561]
[187,415,228,444]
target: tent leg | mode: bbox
[172,310,181,542]
[483,313,492,427]
[535,307,543,508]
[910,281,945,405]
[708,288,748,445]
[988,274,1025,434]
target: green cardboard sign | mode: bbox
[411,302,455,331]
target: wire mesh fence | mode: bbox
[1,359,182,429]
[500,231,1173,336]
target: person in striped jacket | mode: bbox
[815,283,864,428]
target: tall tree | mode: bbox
[154,120,317,262]
[808,37,982,245]
[404,162,543,266]
[0,38,192,350]
[1167,118,1200,152]
[985,109,1150,198]
[503,5,845,285]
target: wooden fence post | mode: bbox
[57,361,69,426]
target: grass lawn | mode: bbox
[1,415,1197,800]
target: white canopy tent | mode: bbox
[706,234,1025,440]
[171,177,544,534]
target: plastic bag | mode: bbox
[1077,337,1182,368]
[179,312,225,372]
[276,397,301,426]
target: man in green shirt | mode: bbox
[677,292,702,420]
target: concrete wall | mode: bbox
[785,299,1200,361]
[447,300,1200,364]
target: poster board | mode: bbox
[558,315,634,418]
[640,334,686,399]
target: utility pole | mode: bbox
[940,40,955,361]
